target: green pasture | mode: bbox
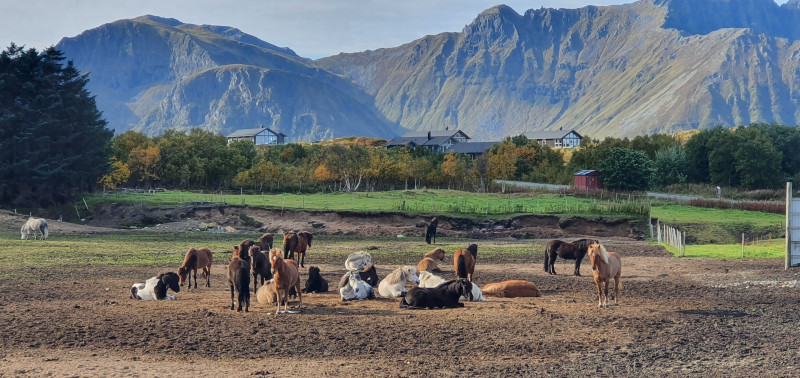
[651,203,784,244]
[661,239,785,259]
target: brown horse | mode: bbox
[453,244,477,281]
[482,280,541,298]
[283,230,313,268]
[237,240,255,264]
[227,257,250,312]
[256,233,274,251]
[269,248,303,315]
[544,238,598,276]
[177,248,213,289]
[417,247,446,273]
[249,245,272,293]
[587,243,622,308]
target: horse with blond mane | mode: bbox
[587,243,622,308]
[269,248,303,314]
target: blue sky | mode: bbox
[0,0,791,59]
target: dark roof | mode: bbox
[226,127,286,138]
[574,170,599,176]
[402,130,471,140]
[445,142,499,154]
[523,129,582,140]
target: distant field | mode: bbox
[662,239,785,259]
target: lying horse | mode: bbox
[177,247,213,289]
[283,230,313,268]
[400,279,473,309]
[588,243,622,308]
[345,251,372,271]
[418,271,446,288]
[20,217,48,240]
[453,244,478,281]
[359,263,380,287]
[417,247,445,273]
[425,217,438,244]
[227,257,250,312]
[249,245,272,293]
[270,248,302,314]
[302,266,329,293]
[461,281,488,302]
[544,238,598,276]
[130,272,180,300]
[338,270,375,301]
[482,280,541,298]
[256,279,298,306]
[378,266,420,297]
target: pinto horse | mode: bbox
[453,244,478,281]
[417,247,445,273]
[544,238,598,276]
[587,243,622,308]
[269,248,302,314]
[177,248,213,289]
[283,230,313,268]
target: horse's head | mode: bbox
[361,264,379,287]
[309,266,320,276]
[587,243,608,267]
[249,245,261,257]
[177,267,189,286]
[269,248,283,275]
[20,228,27,240]
[161,272,181,293]
[405,266,420,284]
[431,248,446,262]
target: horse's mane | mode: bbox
[595,244,609,264]
[466,244,478,258]
[182,249,198,268]
[362,263,375,272]
[385,266,411,284]
[426,248,445,260]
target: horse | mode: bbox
[269,248,302,314]
[338,270,375,301]
[359,263,380,287]
[461,282,488,302]
[587,243,622,308]
[256,233,274,251]
[302,266,329,293]
[227,257,250,312]
[544,238,599,276]
[425,217,438,244]
[256,279,298,306]
[130,272,180,300]
[400,279,473,309]
[453,244,478,281]
[378,266,420,297]
[482,280,541,298]
[249,245,272,293]
[418,271,446,288]
[20,217,48,240]
[345,251,372,271]
[177,247,213,289]
[417,247,446,273]
[283,230,313,268]
[237,240,255,264]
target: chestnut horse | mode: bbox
[453,244,478,281]
[544,238,598,276]
[587,243,622,308]
[269,248,303,315]
[227,257,250,312]
[283,231,313,268]
[417,247,446,273]
[177,248,213,289]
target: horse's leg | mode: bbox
[603,280,610,308]
[193,269,198,289]
[594,279,603,308]
[229,283,235,310]
[275,290,282,315]
[614,275,621,305]
[295,281,303,310]
[574,256,583,276]
[300,251,305,268]
[252,272,258,293]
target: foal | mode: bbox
[269,248,303,315]
[587,243,622,308]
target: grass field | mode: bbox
[661,239,785,259]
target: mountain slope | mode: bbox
[317,0,800,139]
[56,15,399,141]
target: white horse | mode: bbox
[130,272,180,300]
[418,271,446,288]
[338,270,374,301]
[344,251,372,271]
[460,281,488,302]
[20,217,48,240]
[378,266,420,297]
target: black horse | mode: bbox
[543,238,598,276]
[425,217,438,244]
[400,279,472,309]
[302,266,329,293]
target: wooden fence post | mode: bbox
[742,233,745,258]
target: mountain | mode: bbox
[317,0,800,139]
[56,15,400,141]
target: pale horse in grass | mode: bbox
[378,266,420,297]
[21,217,48,240]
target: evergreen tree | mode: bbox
[600,148,654,191]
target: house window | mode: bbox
[555,139,562,148]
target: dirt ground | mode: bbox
[1,210,799,377]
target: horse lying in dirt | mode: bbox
[302,266,328,293]
[378,266,420,297]
[400,279,472,309]
[130,272,180,300]
[344,251,372,271]
[417,248,445,273]
[339,270,375,301]
[482,280,541,298]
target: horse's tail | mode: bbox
[544,245,550,272]
[456,253,467,279]
[41,222,48,240]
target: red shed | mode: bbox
[574,170,603,190]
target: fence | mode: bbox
[656,220,685,256]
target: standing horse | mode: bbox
[237,240,255,264]
[227,257,250,312]
[453,244,478,281]
[177,248,213,289]
[425,217,438,244]
[417,247,446,273]
[269,248,302,314]
[20,217,48,240]
[283,230,313,268]
[544,238,598,276]
[249,245,272,293]
[587,243,622,308]
[256,233,274,251]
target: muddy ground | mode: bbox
[1,208,799,377]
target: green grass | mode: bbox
[651,203,785,244]
[661,239,785,259]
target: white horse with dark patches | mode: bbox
[338,270,374,301]
[130,272,180,300]
[21,217,48,240]
[378,266,420,297]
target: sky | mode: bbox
[1,0,791,59]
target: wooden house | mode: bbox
[574,170,603,190]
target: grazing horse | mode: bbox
[544,238,598,276]
[177,248,213,289]
[338,270,375,301]
[227,257,251,312]
[20,217,48,240]
[256,233,274,251]
[130,272,180,300]
[269,248,302,314]
[418,271,446,288]
[283,230,313,268]
[453,244,478,281]
[378,266,421,297]
[417,247,446,273]
[400,279,473,309]
[587,243,622,308]
[302,266,329,293]
[345,251,372,271]
[425,217,438,244]
[249,245,272,293]
[237,240,256,264]
[482,280,541,298]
